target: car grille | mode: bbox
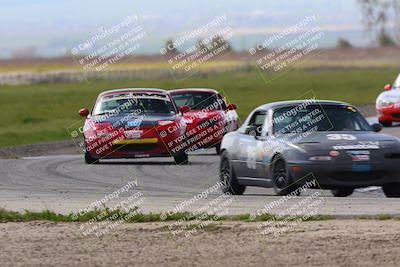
[385,153,400,159]
[113,144,158,151]
[330,171,386,182]
[391,113,400,118]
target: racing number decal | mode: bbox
[326,134,357,140]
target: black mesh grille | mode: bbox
[330,171,386,181]
[113,144,158,151]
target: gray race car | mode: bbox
[219,100,400,197]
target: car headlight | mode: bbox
[158,120,174,126]
[377,99,395,108]
[309,156,332,161]
[182,118,193,124]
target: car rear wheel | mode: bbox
[84,151,99,164]
[331,187,354,197]
[382,183,400,198]
[272,157,299,196]
[380,121,392,127]
[174,152,188,165]
[220,151,246,195]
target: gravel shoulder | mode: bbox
[1,220,400,267]
[0,139,81,159]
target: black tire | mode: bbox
[271,156,299,196]
[174,152,188,165]
[380,121,392,127]
[215,143,221,155]
[331,187,354,197]
[220,151,246,195]
[84,151,99,164]
[382,183,400,198]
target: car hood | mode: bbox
[377,89,400,102]
[275,131,399,152]
[182,110,224,123]
[183,109,223,118]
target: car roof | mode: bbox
[99,88,168,98]
[169,88,219,94]
[256,100,352,111]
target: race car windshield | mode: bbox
[93,97,176,116]
[172,92,224,110]
[273,105,372,134]
[394,74,400,89]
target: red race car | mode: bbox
[79,88,189,164]
[376,73,400,127]
[169,88,239,154]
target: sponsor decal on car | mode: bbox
[327,134,357,140]
[348,150,370,161]
[124,130,142,139]
[127,120,141,127]
[352,164,371,172]
[333,144,379,150]
[332,141,379,150]
[134,154,150,158]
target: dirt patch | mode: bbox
[0,139,81,158]
[1,47,400,67]
[1,220,399,266]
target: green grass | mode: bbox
[1,59,399,73]
[0,208,332,223]
[358,214,398,220]
[0,68,397,148]
[3,208,400,223]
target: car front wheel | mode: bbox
[382,183,400,198]
[272,157,300,196]
[380,121,392,127]
[174,152,188,165]
[220,151,246,195]
[84,151,99,164]
[215,143,221,155]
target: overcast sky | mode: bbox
[0,0,372,58]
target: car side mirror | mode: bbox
[245,125,262,137]
[227,103,237,110]
[371,123,383,132]
[179,105,190,113]
[79,108,90,117]
[384,84,392,91]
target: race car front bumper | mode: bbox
[377,106,400,122]
[288,161,400,189]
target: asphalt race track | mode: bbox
[1,118,400,217]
